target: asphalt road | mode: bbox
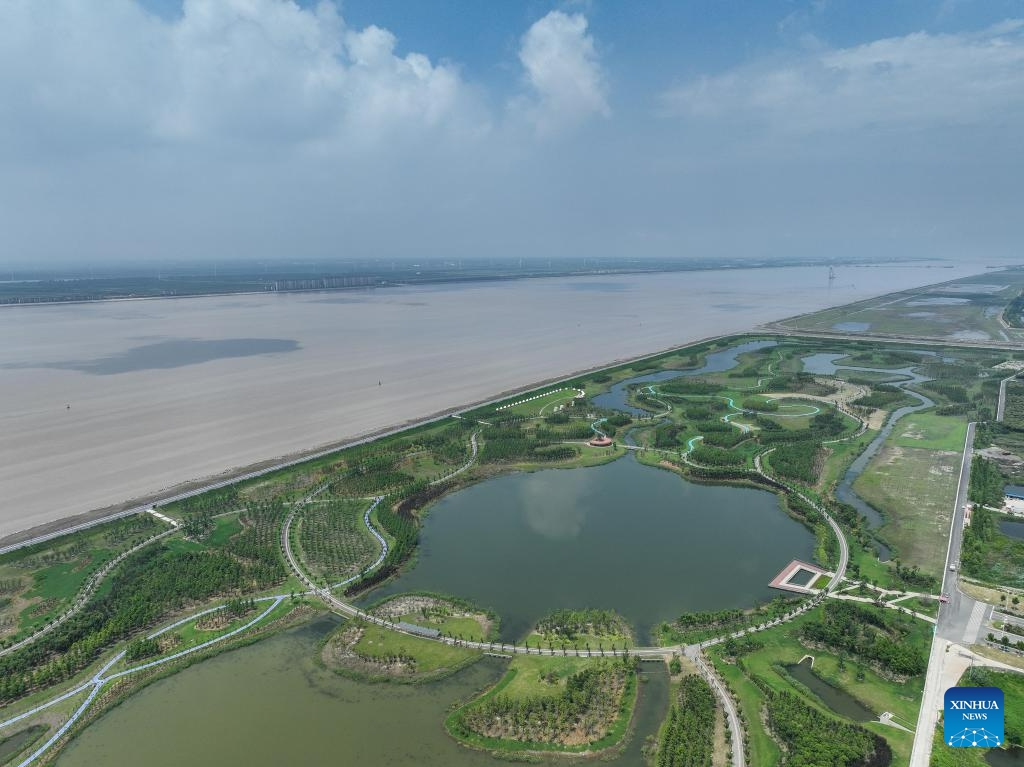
[910,421,988,767]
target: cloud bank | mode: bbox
[0,1,1021,265]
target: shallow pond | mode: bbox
[785,658,874,722]
[369,453,815,642]
[999,520,1024,540]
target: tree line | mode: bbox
[656,674,716,767]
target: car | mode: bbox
[940,594,950,603]
[949,563,957,571]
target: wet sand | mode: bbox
[0,263,982,541]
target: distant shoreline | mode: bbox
[0,257,940,309]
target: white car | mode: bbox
[949,563,957,571]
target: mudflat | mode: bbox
[0,263,980,540]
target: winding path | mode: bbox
[0,524,177,660]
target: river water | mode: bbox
[56,616,669,767]
[0,262,981,541]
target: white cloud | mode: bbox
[512,10,609,136]
[661,20,1024,135]
[0,0,483,155]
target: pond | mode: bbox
[988,747,1024,766]
[998,519,1024,540]
[785,658,874,722]
[368,453,816,642]
[57,616,670,767]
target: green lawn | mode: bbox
[891,412,969,452]
[499,655,597,699]
[206,516,242,547]
[393,612,487,642]
[353,622,479,673]
[853,444,961,578]
[524,630,633,653]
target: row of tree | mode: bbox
[656,674,716,767]
[536,609,628,640]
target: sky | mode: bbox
[1,0,1022,266]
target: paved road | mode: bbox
[687,646,745,767]
[909,422,986,767]
[997,375,1017,422]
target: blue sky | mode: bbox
[2,0,1023,264]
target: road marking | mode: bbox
[964,598,987,643]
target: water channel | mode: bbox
[801,352,936,559]
[57,616,670,767]
[591,339,777,416]
[784,658,874,722]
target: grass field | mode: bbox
[353,622,479,672]
[0,514,166,641]
[853,445,961,577]
[891,412,968,452]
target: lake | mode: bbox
[56,615,670,767]
[368,453,816,642]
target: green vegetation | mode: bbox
[0,724,47,765]
[891,412,968,452]
[297,499,378,583]
[800,601,927,677]
[535,608,630,642]
[711,605,929,766]
[0,514,165,644]
[961,505,1024,587]
[1004,380,1024,430]
[351,622,478,673]
[756,680,891,766]
[658,597,800,645]
[969,456,1006,508]
[0,501,285,704]
[369,593,497,642]
[655,674,716,767]
[449,655,638,752]
[960,667,1024,747]
[769,441,826,484]
[853,443,961,577]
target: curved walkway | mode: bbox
[0,595,286,767]
[0,525,176,660]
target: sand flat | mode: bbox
[0,263,981,540]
